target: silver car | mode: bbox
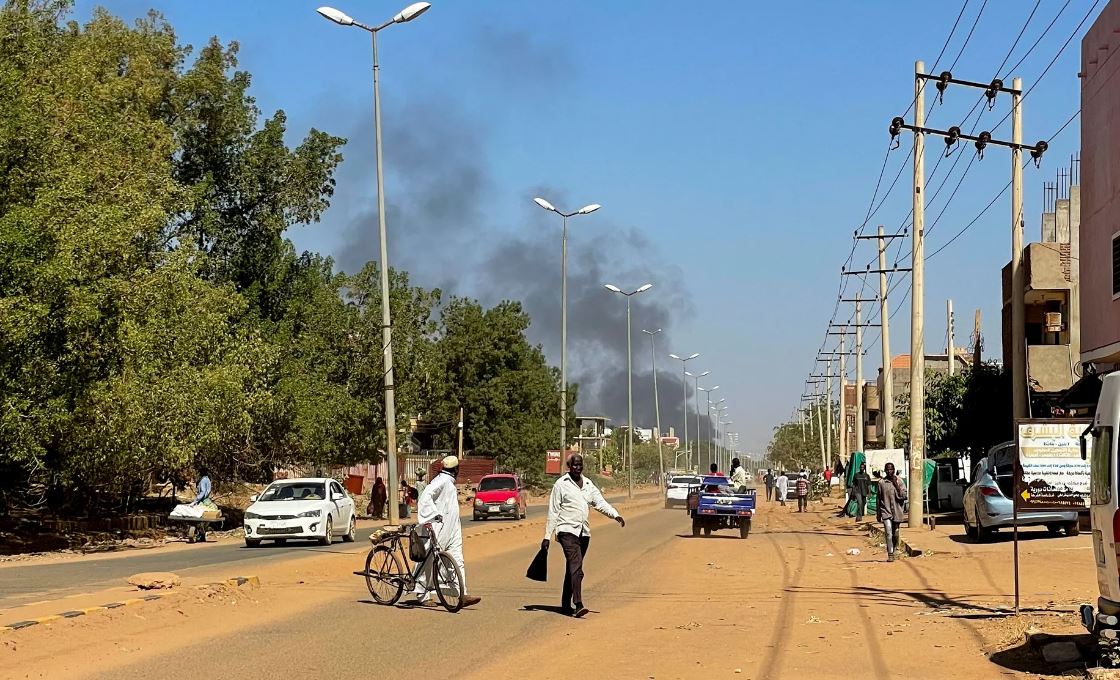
[962,441,1079,541]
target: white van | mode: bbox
[1080,371,1120,665]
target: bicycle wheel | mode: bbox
[433,551,465,613]
[365,545,405,605]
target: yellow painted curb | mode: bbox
[32,615,61,624]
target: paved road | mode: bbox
[0,491,655,608]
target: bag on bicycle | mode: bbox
[408,525,429,562]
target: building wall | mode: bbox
[1080,1,1120,364]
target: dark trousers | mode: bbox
[765,485,774,501]
[852,494,866,520]
[797,495,807,512]
[557,532,590,609]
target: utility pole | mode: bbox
[973,309,983,368]
[889,70,1047,450]
[642,329,665,483]
[1010,77,1026,422]
[839,331,847,465]
[826,360,833,467]
[909,60,927,529]
[947,299,955,377]
[457,407,465,458]
[840,298,877,454]
[854,228,908,450]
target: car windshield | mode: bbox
[259,482,325,501]
[479,477,516,491]
[671,477,700,485]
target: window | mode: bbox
[260,482,325,501]
[1113,235,1120,296]
[1092,426,1113,505]
[331,482,345,498]
[478,477,517,491]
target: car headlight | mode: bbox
[297,509,322,518]
[505,497,517,505]
[474,499,484,506]
[245,511,260,520]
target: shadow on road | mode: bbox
[520,604,572,616]
[674,534,744,540]
[948,528,1076,545]
[988,632,1095,675]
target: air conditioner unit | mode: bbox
[1044,311,1063,333]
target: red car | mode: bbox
[472,473,527,521]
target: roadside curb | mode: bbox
[1,575,260,633]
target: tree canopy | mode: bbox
[0,1,569,512]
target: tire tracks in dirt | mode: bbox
[758,504,808,680]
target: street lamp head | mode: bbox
[711,385,720,391]
[603,284,622,294]
[685,371,695,378]
[393,2,431,23]
[635,283,653,294]
[317,6,354,25]
[533,197,557,213]
[577,204,601,215]
[688,353,701,360]
[669,353,681,360]
[642,328,662,335]
[698,371,710,378]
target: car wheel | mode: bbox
[739,520,751,539]
[343,516,356,542]
[691,517,701,537]
[1046,523,1062,535]
[319,517,333,546]
[1066,521,1081,537]
[472,513,480,521]
[964,518,978,540]
[703,527,712,537]
[245,538,261,548]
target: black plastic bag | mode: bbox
[525,546,548,582]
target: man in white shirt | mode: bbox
[411,455,481,608]
[542,454,625,617]
[776,471,789,506]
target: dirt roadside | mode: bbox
[0,495,664,679]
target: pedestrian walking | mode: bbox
[823,467,832,497]
[189,466,216,542]
[542,454,625,618]
[877,462,906,562]
[795,473,809,512]
[852,463,871,521]
[764,470,775,502]
[410,455,481,607]
[776,471,789,506]
[368,476,387,519]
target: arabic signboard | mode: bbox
[545,450,578,475]
[1014,420,1091,510]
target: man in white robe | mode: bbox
[412,455,480,608]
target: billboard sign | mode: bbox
[1015,420,1091,510]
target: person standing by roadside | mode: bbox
[795,473,810,512]
[542,454,625,617]
[852,463,871,521]
[775,471,789,507]
[190,467,216,542]
[764,470,775,502]
[368,477,387,519]
[822,467,832,497]
[414,468,428,498]
[876,462,906,562]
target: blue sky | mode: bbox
[74,0,1099,455]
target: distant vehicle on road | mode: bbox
[665,475,701,508]
[962,442,1079,541]
[243,478,356,548]
[686,475,755,538]
[472,473,527,521]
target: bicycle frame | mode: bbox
[378,521,445,596]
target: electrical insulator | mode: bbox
[985,78,1003,111]
[1031,140,1049,167]
[944,125,961,157]
[935,71,952,104]
[888,116,904,149]
[975,131,992,159]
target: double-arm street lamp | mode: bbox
[317,2,430,525]
[535,198,601,461]
[604,283,652,499]
[698,385,720,470]
[669,352,700,470]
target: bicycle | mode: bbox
[360,515,466,612]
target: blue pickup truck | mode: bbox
[686,475,756,539]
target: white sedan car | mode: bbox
[243,478,356,547]
[665,475,701,508]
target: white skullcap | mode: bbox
[442,455,459,469]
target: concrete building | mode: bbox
[1000,160,1081,413]
[868,352,973,447]
[1079,1,1120,370]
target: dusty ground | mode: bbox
[0,493,1107,680]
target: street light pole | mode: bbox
[642,329,665,483]
[316,2,431,526]
[670,352,700,471]
[605,283,652,499]
[534,198,601,462]
[699,386,719,470]
[686,370,710,472]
